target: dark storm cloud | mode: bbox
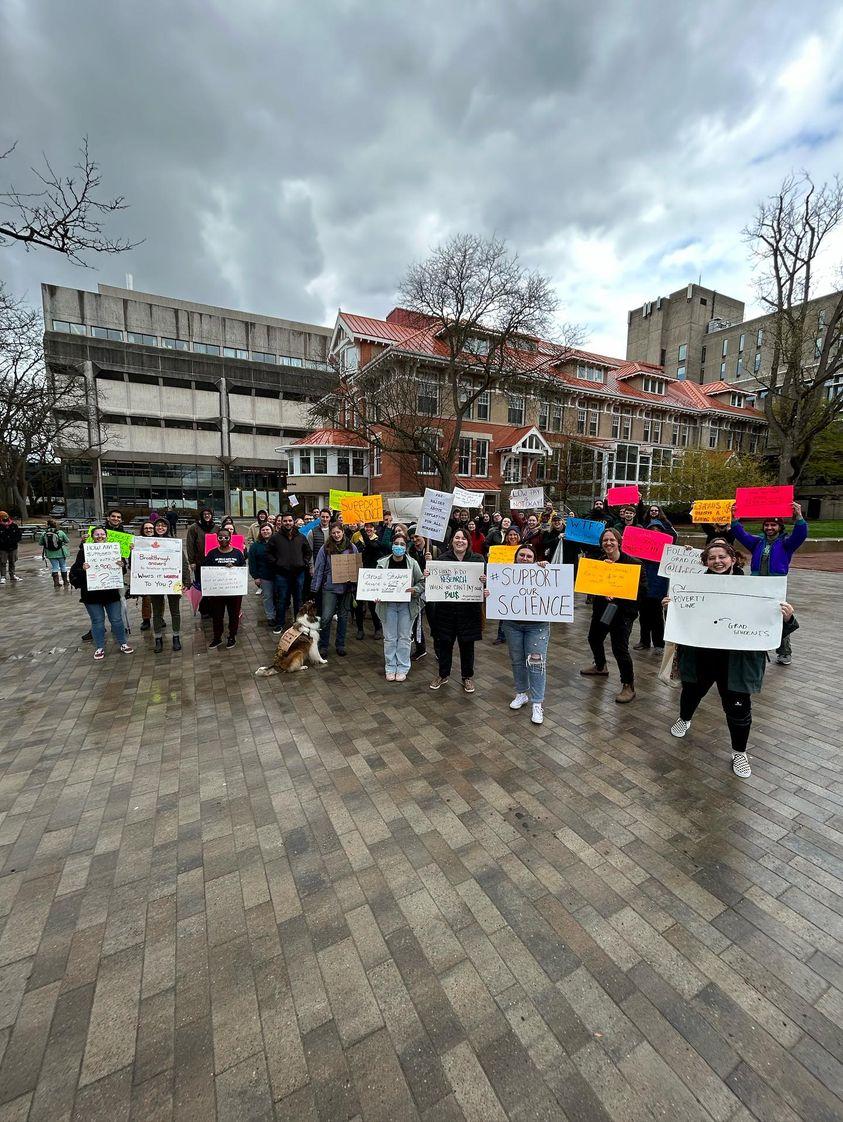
[2,0,842,353]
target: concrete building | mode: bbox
[41,283,364,518]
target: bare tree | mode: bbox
[0,138,137,264]
[0,286,101,517]
[746,172,843,483]
[311,233,584,491]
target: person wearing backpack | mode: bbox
[39,519,71,587]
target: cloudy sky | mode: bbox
[2,0,843,355]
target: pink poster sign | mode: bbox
[621,524,673,562]
[606,485,640,506]
[734,485,794,519]
[204,532,246,554]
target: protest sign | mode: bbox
[83,541,124,591]
[288,494,299,508]
[605,485,640,506]
[487,544,518,563]
[425,561,485,603]
[330,552,362,583]
[418,488,453,540]
[564,517,605,546]
[509,487,544,510]
[340,494,383,522]
[485,563,574,622]
[329,488,362,510]
[691,499,733,524]
[200,565,248,596]
[658,544,707,580]
[87,526,134,558]
[664,573,788,651]
[734,485,794,519]
[356,567,411,601]
[299,518,320,537]
[387,496,424,525]
[452,486,485,509]
[621,524,673,562]
[204,532,246,554]
[130,537,184,595]
[574,557,640,600]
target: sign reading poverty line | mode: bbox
[664,573,788,651]
[621,524,673,562]
[657,544,707,580]
[339,493,384,523]
[452,486,486,509]
[418,488,454,541]
[563,517,605,546]
[691,499,734,524]
[425,561,485,603]
[330,552,362,583]
[509,487,544,510]
[83,541,124,591]
[356,567,412,602]
[485,563,574,622]
[573,557,640,600]
[200,565,249,597]
[130,537,185,595]
[86,526,134,558]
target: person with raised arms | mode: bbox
[428,527,485,694]
[580,527,642,704]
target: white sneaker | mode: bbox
[510,693,530,710]
[670,718,691,738]
[0,577,5,585]
[531,704,544,725]
[776,655,792,666]
[731,752,751,778]
[11,575,21,582]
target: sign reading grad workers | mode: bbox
[621,524,673,563]
[356,567,411,602]
[329,488,362,511]
[691,499,734,524]
[418,488,454,541]
[487,544,518,564]
[87,526,134,558]
[83,540,124,591]
[574,557,640,600]
[452,486,485,509]
[130,537,184,595]
[485,563,574,623]
[425,560,485,603]
[563,517,605,546]
[664,573,788,652]
[339,493,383,523]
[734,484,794,519]
[605,484,640,506]
[509,486,544,510]
[200,565,249,597]
[203,532,246,554]
[658,544,707,580]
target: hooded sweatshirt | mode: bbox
[185,509,216,566]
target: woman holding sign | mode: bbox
[492,542,550,725]
[202,527,247,649]
[374,527,424,682]
[580,528,642,704]
[311,523,359,657]
[148,517,191,653]
[428,528,484,693]
[69,527,133,661]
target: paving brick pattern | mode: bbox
[0,556,841,1121]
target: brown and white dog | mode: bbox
[255,601,327,675]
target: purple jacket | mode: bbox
[730,519,808,575]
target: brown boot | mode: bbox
[52,572,61,589]
[61,572,69,587]
[580,664,609,677]
[615,684,636,704]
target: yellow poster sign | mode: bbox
[339,494,384,523]
[329,488,362,510]
[487,544,518,564]
[691,499,734,524]
[574,557,641,601]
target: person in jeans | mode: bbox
[580,527,642,704]
[267,513,311,632]
[0,511,23,584]
[311,523,358,657]
[374,527,424,682]
[428,528,484,694]
[202,527,246,648]
[68,526,133,661]
[248,522,277,626]
[148,517,191,653]
[39,519,70,587]
[486,542,550,725]
[354,522,387,639]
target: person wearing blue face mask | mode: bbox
[374,525,424,682]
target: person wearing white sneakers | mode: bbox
[68,526,134,661]
[375,527,424,682]
[487,543,550,725]
[665,540,797,778]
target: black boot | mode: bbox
[140,619,151,631]
[154,637,163,653]
[172,635,182,651]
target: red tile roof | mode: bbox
[289,428,367,448]
[492,425,535,450]
[339,313,416,344]
[700,380,733,395]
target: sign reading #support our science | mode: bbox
[485,563,574,623]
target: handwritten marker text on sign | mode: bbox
[339,494,384,523]
[690,499,733,524]
[574,557,640,600]
[418,488,453,541]
[621,525,673,562]
[734,485,794,519]
[356,567,411,601]
[563,517,605,546]
[605,484,640,506]
[485,563,575,622]
[425,561,485,602]
[487,544,518,564]
[509,487,544,510]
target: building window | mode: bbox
[538,401,549,429]
[341,346,359,373]
[643,414,663,443]
[551,402,563,432]
[91,326,124,341]
[701,345,707,366]
[223,346,248,360]
[756,328,763,347]
[676,366,687,381]
[722,338,729,356]
[352,452,364,475]
[825,373,843,400]
[474,439,489,477]
[507,394,525,425]
[738,333,745,355]
[474,389,490,420]
[298,451,312,474]
[730,392,744,407]
[419,450,437,474]
[749,431,760,452]
[250,350,275,364]
[193,342,220,355]
[700,297,708,307]
[417,379,439,416]
[611,409,631,440]
[576,364,604,383]
[458,437,472,476]
[337,452,349,476]
[671,421,689,448]
[127,331,157,346]
[577,407,586,435]
[314,451,328,473]
[464,335,490,356]
[720,361,726,376]
[678,343,687,362]
[643,375,665,394]
[504,455,521,483]
[709,425,720,449]
[752,351,761,374]
[588,409,599,437]
[372,442,382,476]
[612,443,640,483]
[161,337,190,351]
[280,355,304,367]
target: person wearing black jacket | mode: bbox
[248,522,277,626]
[267,513,312,632]
[355,522,387,639]
[0,511,23,583]
[543,513,579,568]
[69,526,133,661]
[580,527,642,703]
[202,527,247,648]
[703,522,736,545]
[427,529,485,694]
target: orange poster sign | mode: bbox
[574,557,640,601]
[487,545,518,564]
[339,494,384,523]
[691,499,733,524]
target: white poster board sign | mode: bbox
[485,563,575,622]
[130,537,185,595]
[418,488,454,541]
[387,495,424,525]
[288,494,299,508]
[200,565,249,597]
[664,573,787,651]
[509,487,544,510]
[83,541,124,591]
[452,486,485,509]
[356,567,412,602]
[425,561,485,603]
[658,544,707,580]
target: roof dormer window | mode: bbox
[464,335,490,356]
[730,392,744,407]
[643,375,666,394]
[576,364,604,383]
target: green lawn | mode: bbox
[680,519,843,538]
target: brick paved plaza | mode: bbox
[0,550,842,1122]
